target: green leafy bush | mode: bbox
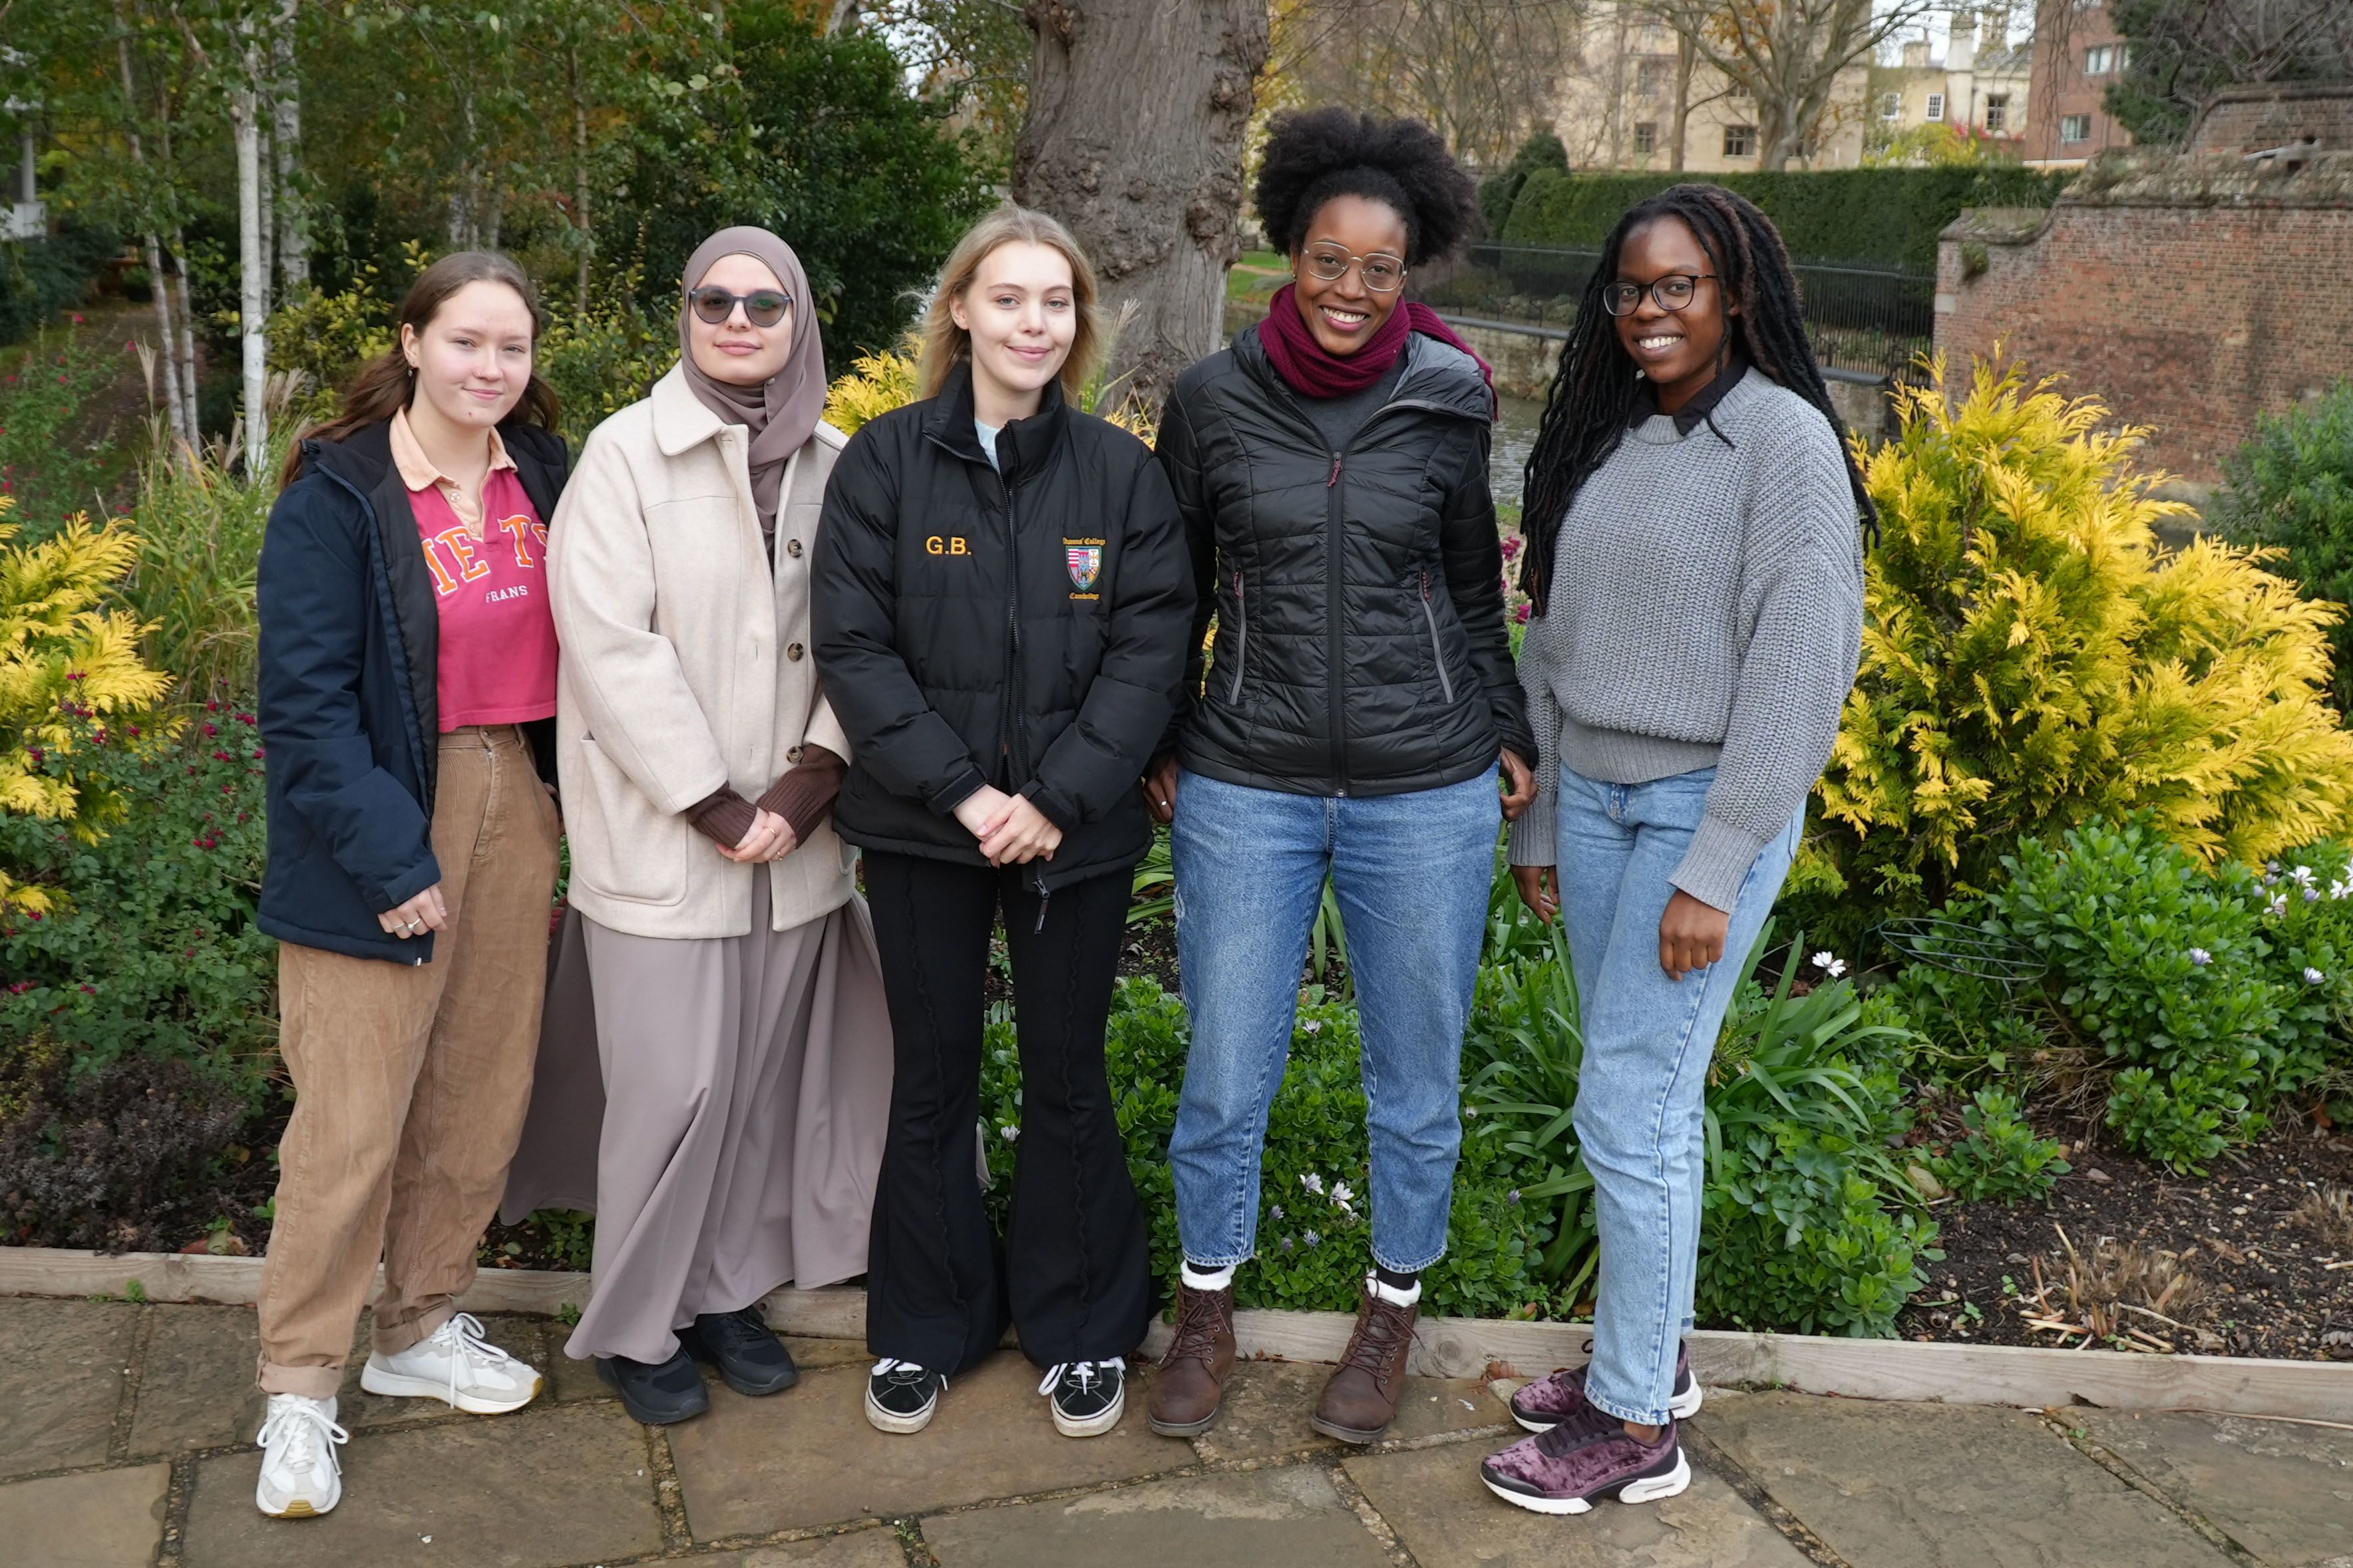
[2214,382,2353,712]
[0,326,134,530]
[1982,818,2330,1169]
[1926,1088,2070,1202]
[1500,166,2067,269]
[1,695,276,1090]
[0,226,120,348]
[600,3,994,359]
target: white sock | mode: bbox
[1180,1262,1235,1291]
[1367,1272,1421,1308]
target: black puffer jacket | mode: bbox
[811,365,1194,892]
[1159,325,1533,796]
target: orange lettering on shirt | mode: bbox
[496,513,543,569]
[431,526,494,595]
[419,536,461,595]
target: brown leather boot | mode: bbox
[1147,1281,1236,1436]
[1312,1282,1417,1444]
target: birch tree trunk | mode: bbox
[1012,0,1268,413]
[113,7,194,448]
[233,61,270,476]
[271,0,306,291]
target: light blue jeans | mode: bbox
[1555,765,1801,1426]
[1168,766,1501,1273]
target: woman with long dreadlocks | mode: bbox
[1477,184,1870,1516]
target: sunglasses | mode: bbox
[688,285,794,328]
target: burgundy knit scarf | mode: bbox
[1257,283,1495,418]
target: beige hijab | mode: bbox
[677,226,826,536]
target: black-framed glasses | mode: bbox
[688,285,795,327]
[1602,273,1717,317]
[1302,245,1407,293]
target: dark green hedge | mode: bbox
[0,225,120,346]
[1501,166,2069,271]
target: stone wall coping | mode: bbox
[7,1244,2349,1424]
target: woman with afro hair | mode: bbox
[1143,108,1536,1447]
[1477,184,1869,1515]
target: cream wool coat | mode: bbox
[549,364,855,939]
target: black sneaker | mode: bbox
[680,1305,800,1397]
[864,1358,946,1434]
[1039,1357,1126,1438]
[595,1347,711,1426]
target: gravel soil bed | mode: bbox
[1894,1114,2353,1362]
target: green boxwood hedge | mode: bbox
[1499,166,2070,271]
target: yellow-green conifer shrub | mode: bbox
[0,499,175,915]
[1813,357,2353,913]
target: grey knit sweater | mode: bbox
[1508,369,1864,911]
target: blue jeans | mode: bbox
[1168,766,1500,1273]
[1555,766,1801,1426]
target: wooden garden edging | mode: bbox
[6,1245,2347,1423]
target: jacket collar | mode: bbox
[924,360,1069,482]
[1234,321,1490,426]
[650,361,732,457]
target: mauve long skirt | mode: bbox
[500,871,893,1365]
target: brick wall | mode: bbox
[1934,151,2353,482]
[2190,84,2353,155]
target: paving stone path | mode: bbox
[5,1295,2348,1568]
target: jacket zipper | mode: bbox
[996,465,1055,918]
[1228,568,1248,705]
[1327,453,1348,796]
[1420,569,1455,704]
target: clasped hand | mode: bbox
[1513,869,1731,982]
[721,808,798,864]
[953,784,1063,866]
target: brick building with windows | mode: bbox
[2022,0,2134,165]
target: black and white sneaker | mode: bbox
[865,1358,945,1434]
[1038,1357,1126,1438]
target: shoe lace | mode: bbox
[1341,1298,1415,1378]
[1037,1356,1125,1399]
[1168,1287,1227,1362]
[427,1311,514,1404]
[871,1357,942,1391]
[258,1395,348,1475]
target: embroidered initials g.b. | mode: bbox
[926,536,971,555]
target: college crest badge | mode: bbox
[1065,541,1103,593]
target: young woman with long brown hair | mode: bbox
[251,250,570,1518]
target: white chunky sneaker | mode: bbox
[254,1392,347,1518]
[359,1311,543,1414]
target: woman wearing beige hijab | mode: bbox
[538,226,892,1425]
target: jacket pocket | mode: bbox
[1227,569,1248,706]
[570,735,689,905]
[1420,569,1456,705]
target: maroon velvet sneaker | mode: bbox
[1479,1406,1691,1515]
[1509,1346,1701,1433]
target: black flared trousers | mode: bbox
[861,851,1153,1374]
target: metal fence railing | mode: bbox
[1414,241,1935,379]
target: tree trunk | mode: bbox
[234,69,270,476]
[271,0,307,291]
[113,6,194,449]
[1670,30,1693,171]
[570,45,593,313]
[1011,0,1269,414]
[1606,4,1628,166]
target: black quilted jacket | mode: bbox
[811,364,1194,892]
[1157,324,1533,796]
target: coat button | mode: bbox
[787,643,805,661]
[785,538,803,558]
[788,744,805,764]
